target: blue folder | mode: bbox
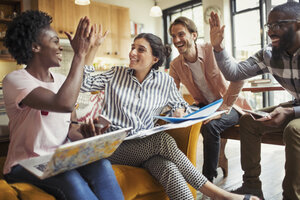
[154,99,223,123]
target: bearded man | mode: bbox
[210,2,300,199]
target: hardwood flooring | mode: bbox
[195,137,285,200]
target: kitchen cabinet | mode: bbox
[109,5,131,59]
[0,0,23,62]
[32,0,77,38]
[90,4,131,59]
[89,2,111,57]
[33,0,130,59]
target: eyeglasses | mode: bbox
[264,19,299,31]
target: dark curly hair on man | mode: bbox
[4,10,52,65]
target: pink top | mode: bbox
[169,43,251,112]
[3,69,70,174]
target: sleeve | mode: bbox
[3,72,40,110]
[81,65,115,92]
[167,77,191,114]
[169,62,181,90]
[294,106,300,118]
[214,49,268,81]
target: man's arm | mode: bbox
[294,106,300,118]
[169,63,181,90]
[214,50,265,81]
[209,11,266,81]
[220,80,244,110]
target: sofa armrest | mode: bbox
[164,122,202,166]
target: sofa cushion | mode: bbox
[112,165,168,200]
[10,182,55,200]
[0,179,18,200]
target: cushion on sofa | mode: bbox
[0,180,18,200]
[113,165,168,200]
[10,183,55,200]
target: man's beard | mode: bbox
[272,27,295,59]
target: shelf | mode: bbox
[0,0,21,6]
[0,18,12,24]
[0,54,14,62]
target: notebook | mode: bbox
[19,127,132,179]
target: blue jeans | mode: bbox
[5,159,124,200]
[201,108,240,181]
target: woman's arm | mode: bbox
[84,24,109,66]
[21,17,94,112]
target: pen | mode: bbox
[67,121,105,128]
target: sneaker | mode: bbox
[232,186,264,199]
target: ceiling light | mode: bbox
[75,0,90,5]
[149,1,162,17]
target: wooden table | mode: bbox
[242,85,285,93]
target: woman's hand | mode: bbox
[209,11,225,52]
[84,24,109,66]
[256,106,294,128]
[172,108,186,118]
[65,16,93,57]
[90,24,109,48]
[79,117,110,138]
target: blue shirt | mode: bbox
[81,66,190,136]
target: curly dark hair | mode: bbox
[4,10,52,65]
[134,33,171,70]
[272,2,300,19]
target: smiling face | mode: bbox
[170,24,197,55]
[129,38,158,73]
[267,11,299,55]
[34,27,63,67]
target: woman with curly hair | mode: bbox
[2,10,123,200]
[80,32,259,200]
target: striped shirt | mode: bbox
[81,66,190,136]
[214,45,300,117]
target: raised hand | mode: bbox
[209,11,225,52]
[65,16,93,56]
[83,23,109,66]
[90,24,109,48]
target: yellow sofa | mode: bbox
[0,122,202,200]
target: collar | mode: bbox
[180,43,204,66]
[127,68,157,82]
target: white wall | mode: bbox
[202,0,232,54]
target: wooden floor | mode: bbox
[195,137,285,200]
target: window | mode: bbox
[162,0,203,67]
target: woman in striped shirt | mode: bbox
[80,31,258,200]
